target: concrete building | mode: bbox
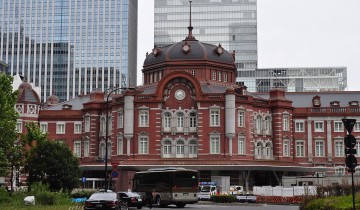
[0,0,138,102]
[0,60,7,72]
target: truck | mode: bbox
[211,176,230,195]
[197,176,231,200]
[198,182,217,200]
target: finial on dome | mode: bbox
[185,1,197,41]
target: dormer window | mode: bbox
[349,101,359,107]
[330,101,340,107]
[62,104,72,110]
[312,95,321,107]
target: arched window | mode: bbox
[255,115,262,134]
[163,140,172,158]
[176,140,185,158]
[255,142,262,159]
[265,142,272,159]
[264,116,272,135]
[100,142,111,159]
[189,140,198,158]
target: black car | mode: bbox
[118,191,145,209]
[84,191,128,210]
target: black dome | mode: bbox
[143,40,235,68]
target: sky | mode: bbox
[137,0,360,91]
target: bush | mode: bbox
[36,191,56,205]
[0,187,12,204]
[210,195,237,203]
[71,189,96,199]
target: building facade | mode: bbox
[154,0,258,75]
[0,0,138,102]
[0,60,8,72]
[154,0,348,92]
[239,67,347,92]
[9,24,360,192]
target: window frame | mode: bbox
[315,140,325,157]
[295,121,305,132]
[117,111,123,128]
[74,141,81,157]
[238,136,245,155]
[139,136,149,154]
[238,110,245,127]
[314,121,324,132]
[295,140,305,157]
[139,109,149,127]
[56,122,66,134]
[210,134,220,154]
[74,122,82,134]
[210,108,220,127]
[334,121,343,132]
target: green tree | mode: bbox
[0,72,18,176]
[23,123,81,193]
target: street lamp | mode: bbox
[104,86,135,191]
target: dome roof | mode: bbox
[18,81,32,89]
[47,94,59,105]
[143,40,235,68]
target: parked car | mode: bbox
[236,194,257,203]
[84,190,128,210]
[118,191,145,209]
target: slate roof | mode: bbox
[254,91,360,107]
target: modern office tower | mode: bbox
[238,67,347,92]
[0,0,138,102]
[154,0,258,76]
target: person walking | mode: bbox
[145,190,153,209]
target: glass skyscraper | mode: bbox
[154,0,258,76]
[0,0,138,102]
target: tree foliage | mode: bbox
[0,72,18,176]
[23,123,81,192]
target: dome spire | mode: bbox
[185,1,197,41]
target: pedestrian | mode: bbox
[145,190,153,209]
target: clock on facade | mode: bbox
[175,89,186,100]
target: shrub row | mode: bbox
[210,195,237,203]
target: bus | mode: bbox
[132,167,198,208]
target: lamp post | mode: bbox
[104,86,135,191]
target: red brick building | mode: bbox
[11,28,360,192]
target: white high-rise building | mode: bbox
[0,0,138,102]
[154,0,258,77]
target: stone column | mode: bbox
[225,89,236,156]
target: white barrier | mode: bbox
[253,186,317,197]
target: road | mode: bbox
[135,203,300,210]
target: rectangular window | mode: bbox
[210,135,220,154]
[356,141,360,156]
[117,111,123,128]
[74,122,82,134]
[85,116,90,132]
[354,122,360,132]
[40,122,48,133]
[74,141,81,157]
[283,140,290,157]
[334,141,344,157]
[139,136,148,154]
[335,168,344,175]
[212,71,216,80]
[218,72,222,81]
[238,111,244,127]
[315,141,325,157]
[56,122,65,134]
[84,141,89,157]
[139,110,149,127]
[16,122,22,133]
[238,136,245,155]
[224,73,228,82]
[283,115,289,131]
[314,121,324,132]
[334,121,343,132]
[117,136,123,155]
[210,109,220,126]
[295,121,304,132]
[296,141,305,157]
